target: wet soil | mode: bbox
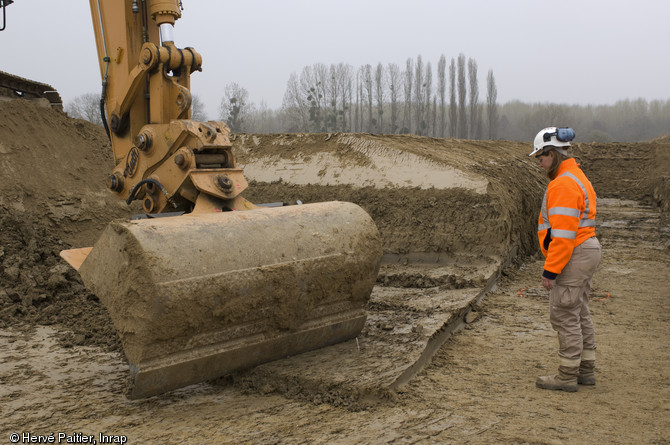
[0,99,668,443]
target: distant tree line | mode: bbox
[216,54,670,142]
[66,53,670,143]
[229,53,498,139]
[495,99,670,143]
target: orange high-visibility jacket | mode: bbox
[538,158,597,279]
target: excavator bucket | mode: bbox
[67,201,381,399]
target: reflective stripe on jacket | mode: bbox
[538,158,597,278]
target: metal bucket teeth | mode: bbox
[77,201,381,398]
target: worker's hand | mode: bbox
[542,276,554,291]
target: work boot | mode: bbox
[578,360,595,385]
[536,365,579,392]
[578,349,596,385]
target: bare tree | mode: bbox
[219,83,254,133]
[328,64,339,131]
[190,94,207,122]
[323,63,353,131]
[278,63,329,131]
[414,55,424,135]
[449,58,457,137]
[374,62,385,133]
[432,96,437,137]
[282,72,311,131]
[476,103,484,140]
[283,63,350,133]
[362,64,373,132]
[354,70,361,132]
[437,55,447,137]
[486,69,499,139]
[457,54,467,139]
[333,63,353,132]
[468,58,482,139]
[403,57,413,133]
[387,63,401,134]
[424,61,432,136]
[307,63,330,131]
[66,93,103,126]
[348,76,358,132]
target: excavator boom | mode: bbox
[88,0,244,215]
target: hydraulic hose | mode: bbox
[0,1,8,32]
[126,178,178,209]
[94,0,111,139]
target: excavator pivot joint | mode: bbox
[106,173,124,192]
[134,132,152,151]
[216,175,233,192]
[110,112,129,135]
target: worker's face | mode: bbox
[536,151,554,172]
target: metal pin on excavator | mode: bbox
[3,0,381,398]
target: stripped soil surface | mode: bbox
[0,99,668,443]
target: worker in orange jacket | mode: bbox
[530,127,602,392]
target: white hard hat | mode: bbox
[529,127,575,157]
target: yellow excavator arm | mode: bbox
[12,0,382,399]
[89,0,252,215]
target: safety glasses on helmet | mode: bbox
[543,127,575,143]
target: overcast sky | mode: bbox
[1,0,668,119]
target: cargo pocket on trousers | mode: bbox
[582,243,602,275]
[550,285,581,309]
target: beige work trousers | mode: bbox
[549,236,602,360]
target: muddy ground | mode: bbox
[0,100,668,443]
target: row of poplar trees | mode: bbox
[279,53,499,139]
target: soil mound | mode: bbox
[0,99,133,349]
[572,141,670,216]
[0,99,136,245]
[650,134,670,144]
[0,207,120,350]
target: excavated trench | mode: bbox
[0,99,668,406]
